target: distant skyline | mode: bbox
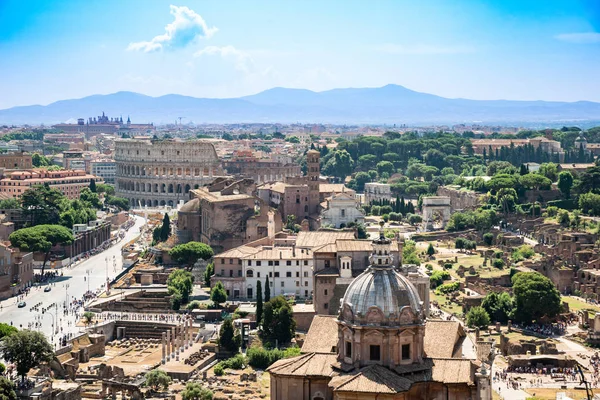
[0,0,599,109]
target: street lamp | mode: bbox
[86,269,91,292]
[65,283,70,308]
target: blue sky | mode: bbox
[0,0,599,109]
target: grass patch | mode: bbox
[430,291,463,316]
[523,388,589,400]
[562,296,600,315]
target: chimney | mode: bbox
[292,246,296,257]
[280,251,282,259]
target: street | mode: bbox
[0,215,146,346]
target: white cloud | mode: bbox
[375,43,475,55]
[127,5,217,52]
[555,32,600,44]
[194,45,254,72]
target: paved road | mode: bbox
[0,215,146,346]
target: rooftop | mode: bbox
[301,316,338,354]
[295,231,355,248]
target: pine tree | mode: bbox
[256,280,263,326]
[264,276,270,302]
[89,179,97,193]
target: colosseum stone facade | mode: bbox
[114,138,224,207]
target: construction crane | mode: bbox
[178,116,185,125]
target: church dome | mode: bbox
[338,226,423,327]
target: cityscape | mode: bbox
[0,1,600,400]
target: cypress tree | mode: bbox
[89,179,97,193]
[264,276,270,302]
[256,280,263,326]
[160,213,170,242]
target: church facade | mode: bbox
[268,227,492,400]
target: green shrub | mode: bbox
[246,345,301,370]
[443,263,453,270]
[213,363,224,376]
[493,259,505,269]
[436,281,460,294]
[187,300,202,310]
[430,270,451,288]
[221,353,247,370]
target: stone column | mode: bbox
[161,332,166,364]
[171,326,176,358]
[166,330,171,362]
[175,325,180,360]
[179,323,185,352]
[185,320,190,349]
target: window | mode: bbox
[220,269,224,275]
[246,270,254,277]
[229,270,233,277]
[370,345,381,361]
[341,209,346,217]
[274,272,280,278]
[296,271,300,278]
[346,341,352,358]
[274,261,280,266]
[248,260,252,266]
[324,303,328,309]
[247,288,253,298]
[268,261,273,266]
[304,271,308,277]
[269,272,273,277]
[304,260,308,266]
[286,260,292,266]
[296,281,299,287]
[286,271,292,277]
[238,270,242,277]
[324,289,328,296]
[305,281,308,286]
[257,261,261,266]
[229,259,233,264]
[296,261,300,266]
[281,281,284,287]
[221,259,225,264]
[402,344,411,360]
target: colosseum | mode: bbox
[114,138,224,207]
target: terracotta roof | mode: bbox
[267,353,337,377]
[431,358,475,385]
[257,181,292,193]
[301,316,339,354]
[424,320,465,359]
[319,184,354,194]
[295,231,354,248]
[313,243,338,253]
[330,364,413,394]
[335,239,375,252]
[215,246,261,259]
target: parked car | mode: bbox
[44,286,51,292]
[17,301,26,308]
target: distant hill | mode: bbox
[1,85,600,126]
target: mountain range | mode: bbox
[2,84,600,126]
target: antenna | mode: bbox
[178,117,185,125]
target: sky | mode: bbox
[0,0,599,109]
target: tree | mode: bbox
[160,213,171,242]
[0,198,20,209]
[31,153,51,168]
[322,150,354,180]
[105,196,129,211]
[256,280,263,326]
[82,311,95,327]
[144,369,172,391]
[518,174,551,190]
[483,232,494,246]
[181,382,213,400]
[79,188,102,208]
[402,240,420,265]
[558,171,574,199]
[21,184,65,226]
[579,192,600,216]
[210,281,227,307]
[511,272,561,323]
[538,162,558,182]
[376,161,394,175]
[481,292,514,323]
[0,377,17,400]
[426,243,435,257]
[219,318,240,352]
[167,270,194,304]
[9,225,74,276]
[0,323,17,340]
[2,330,54,382]
[466,306,491,329]
[264,276,270,302]
[354,172,371,192]
[407,214,422,226]
[261,296,296,345]
[203,263,214,287]
[169,242,214,270]
[89,179,97,193]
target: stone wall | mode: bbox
[437,186,482,211]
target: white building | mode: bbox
[91,161,116,184]
[364,182,392,204]
[242,246,313,299]
[320,192,365,228]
